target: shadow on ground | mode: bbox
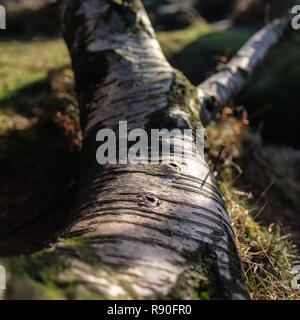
[0,69,82,256]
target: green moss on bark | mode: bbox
[167,246,226,300]
[146,69,202,132]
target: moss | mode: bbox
[167,70,202,128]
[167,246,222,300]
[2,245,126,300]
[1,251,72,299]
[146,69,202,133]
[60,236,88,245]
[166,235,250,300]
[23,252,69,285]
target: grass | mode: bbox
[206,112,299,300]
[158,23,252,60]
[157,23,212,59]
[0,39,71,140]
[222,170,299,299]
[0,39,69,98]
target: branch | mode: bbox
[198,14,293,125]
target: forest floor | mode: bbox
[0,4,300,299]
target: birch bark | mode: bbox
[54,0,249,299]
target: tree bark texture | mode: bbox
[45,0,249,299]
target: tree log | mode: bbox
[40,0,247,299]
[198,15,293,125]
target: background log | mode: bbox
[198,14,293,125]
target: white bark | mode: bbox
[198,15,293,125]
[52,0,249,299]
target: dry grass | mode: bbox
[207,110,300,300]
[221,173,299,300]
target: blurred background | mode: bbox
[0,0,300,299]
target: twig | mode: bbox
[255,181,274,206]
[211,144,225,172]
[254,202,269,220]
